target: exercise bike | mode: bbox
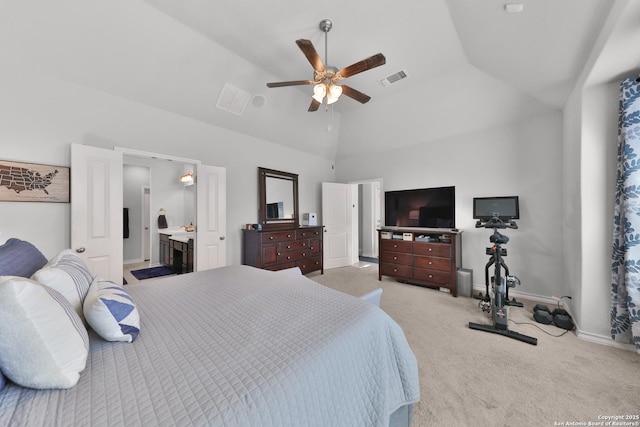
[468,215,537,345]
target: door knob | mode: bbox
[75,247,86,253]
[220,236,226,240]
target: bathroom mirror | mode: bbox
[258,167,299,229]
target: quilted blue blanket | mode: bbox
[0,265,419,426]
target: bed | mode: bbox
[0,239,420,426]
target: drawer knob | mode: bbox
[287,234,292,238]
[428,248,432,251]
[393,256,398,260]
[429,274,433,278]
[393,244,398,248]
[302,243,307,247]
[287,256,291,260]
[287,245,291,249]
[429,261,433,265]
[393,268,398,272]
[269,236,274,240]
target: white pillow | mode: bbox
[84,276,140,343]
[0,276,89,389]
[32,249,93,321]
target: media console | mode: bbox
[378,227,462,296]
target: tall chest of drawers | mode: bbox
[242,226,324,275]
[378,228,461,296]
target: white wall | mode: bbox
[563,79,619,339]
[560,0,638,345]
[336,111,565,300]
[0,68,335,264]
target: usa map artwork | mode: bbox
[0,160,69,202]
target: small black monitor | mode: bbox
[473,196,519,220]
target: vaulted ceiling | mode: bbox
[3,1,617,158]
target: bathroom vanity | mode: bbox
[159,229,195,274]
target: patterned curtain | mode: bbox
[611,75,640,353]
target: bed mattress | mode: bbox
[0,265,419,426]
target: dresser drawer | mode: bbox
[413,242,451,258]
[262,231,296,243]
[413,256,451,272]
[380,239,413,254]
[296,256,322,274]
[413,267,450,285]
[297,228,322,239]
[380,262,413,279]
[279,240,309,252]
[266,261,296,271]
[380,251,413,265]
[278,250,313,263]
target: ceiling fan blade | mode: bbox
[341,85,371,104]
[266,80,316,88]
[308,98,321,112]
[336,53,386,79]
[296,39,326,73]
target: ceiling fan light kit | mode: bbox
[266,18,386,111]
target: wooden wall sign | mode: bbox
[0,160,70,203]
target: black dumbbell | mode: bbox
[552,308,574,330]
[533,304,553,324]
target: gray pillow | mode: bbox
[0,238,48,277]
[0,370,6,391]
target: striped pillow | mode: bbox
[0,276,89,389]
[32,250,93,321]
[84,276,140,342]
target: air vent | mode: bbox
[379,70,408,87]
[216,82,250,116]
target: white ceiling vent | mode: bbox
[216,82,250,115]
[379,69,408,87]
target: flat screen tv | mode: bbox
[385,186,455,228]
[473,196,519,221]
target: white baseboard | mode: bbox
[574,328,637,351]
[472,284,637,352]
[124,258,144,265]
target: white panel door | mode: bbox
[71,144,123,282]
[322,182,358,270]
[196,164,226,271]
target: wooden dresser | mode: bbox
[242,226,324,275]
[378,228,461,296]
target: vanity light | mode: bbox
[179,172,194,185]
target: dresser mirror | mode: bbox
[258,167,299,229]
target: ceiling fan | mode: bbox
[266,19,386,112]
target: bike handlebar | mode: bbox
[475,217,518,230]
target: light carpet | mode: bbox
[310,265,640,427]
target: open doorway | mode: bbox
[354,178,383,263]
[122,153,198,283]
